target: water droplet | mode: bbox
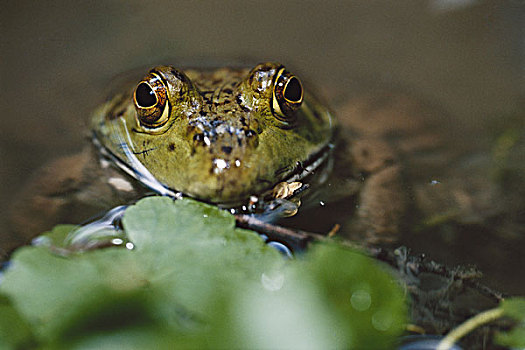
[65,205,127,249]
[350,290,372,311]
[261,271,285,291]
[267,241,293,258]
[214,158,228,170]
[111,238,124,246]
[371,310,394,331]
[31,236,51,247]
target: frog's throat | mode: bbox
[91,131,334,208]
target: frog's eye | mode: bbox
[133,73,170,129]
[272,68,304,123]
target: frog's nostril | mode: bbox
[221,146,233,155]
[244,128,259,148]
[193,133,211,147]
[244,129,257,137]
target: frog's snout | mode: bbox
[188,118,260,157]
[179,118,264,203]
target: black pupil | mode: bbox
[135,83,157,107]
[284,77,302,102]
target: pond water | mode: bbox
[1,0,524,297]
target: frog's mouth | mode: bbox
[236,141,335,217]
[92,131,334,212]
[277,142,334,185]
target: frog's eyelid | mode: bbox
[150,72,171,94]
[166,67,189,83]
[270,67,286,120]
[151,67,193,95]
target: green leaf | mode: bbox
[122,197,282,316]
[496,327,525,348]
[500,297,525,321]
[0,197,407,348]
[496,297,525,348]
[304,243,407,348]
[209,243,407,350]
[0,294,35,349]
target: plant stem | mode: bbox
[436,307,504,350]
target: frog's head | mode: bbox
[93,62,333,205]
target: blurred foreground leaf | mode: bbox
[0,294,35,349]
[496,297,525,348]
[0,197,407,348]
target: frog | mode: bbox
[7,61,513,260]
[6,62,343,255]
[92,63,334,207]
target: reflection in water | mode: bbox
[65,205,128,250]
[92,119,182,199]
[266,241,293,259]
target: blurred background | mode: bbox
[1,0,524,291]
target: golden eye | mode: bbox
[272,67,304,123]
[133,73,170,129]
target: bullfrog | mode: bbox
[7,62,342,253]
[92,63,334,207]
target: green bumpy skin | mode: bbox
[92,63,334,205]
